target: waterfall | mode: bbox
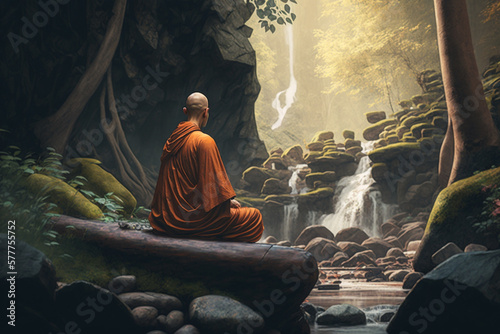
[271,24,297,130]
[282,203,298,241]
[320,142,398,236]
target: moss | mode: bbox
[263,194,295,205]
[322,145,337,152]
[311,131,334,143]
[386,134,399,144]
[26,174,103,219]
[368,142,422,163]
[363,119,398,141]
[321,152,355,163]
[345,146,362,156]
[423,109,446,120]
[401,115,426,129]
[299,187,334,199]
[237,196,266,207]
[68,158,137,214]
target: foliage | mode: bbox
[250,0,297,33]
[474,180,500,242]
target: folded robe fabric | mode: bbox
[149,121,263,242]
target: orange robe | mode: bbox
[149,121,263,242]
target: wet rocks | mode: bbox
[316,304,367,326]
[402,272,423,289]
[305,237,342,262]
[361,237,394,259]
[336,227,370,244]
[431,242,463,266]
[294,225,335,246]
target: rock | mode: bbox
[341,253,377,267]
[157,310,185,333]
[307,141,325,151]
[464,243,488,252]
[270,147,284,156]
[397,227,424,249]
[402,272,424,289]
[431,242,463,266]
[316,304,367,326]
[174,325,201,334]
[261,178,291,195]
[337,241,369,257]
[147,331,167,334]
[335,227,370,244]
[380,312,395,322]
[311,131,334,142]
[0,235,62,333]
[381,222,401,238]
[308,154,355,173]
[371,163,389,183]
[294,225,335,246]
[357,249,377,261]
[262,156,287,170]
[384,236,404,250]
[56,281,138,334]
[363,119,397,140]
[282,145,305,166]
[343,130,355,139]
[189,295,264,334]
[345,146,363,156]
[367,142,422,163]
[305,238,342,262]
[387,250,500,334]
[132,306,159,329]
[305,171,337,188]
[26,173,104,219]
[277,240,292,247]
[263,235,278,244]
[297,187,334,212]
[361,237,394,259]
[263,194,294,205]
[330,252,350,266]
[377,256,396,266]
[67,158,137,214]
[108,275,137,294]
[386,248,405,258]
[242,167,292,193]
[389,270,410,282]
[406,240,421,252]
[364,111,387,124]
[414,167,500,273]
[118,292,183,315]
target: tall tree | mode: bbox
[435,0,500,186]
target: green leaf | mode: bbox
[277,17,285,25]
[291,13,296,20]
[270,24,276,33]
[286,17,292,24]
[257,9,265,19]
[285,4,290,13]
[290,0,297,3]
[46,147,56,152]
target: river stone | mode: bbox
[381,221,401,238]
[384,236,404,250]
[55,280,138,334]
[387,250,500,334]
[107,275,137,294]
[397,227,424,249]
[330,252,350,266]
[305,238,342,262]
[402,272,424,289]
[174,325,200,334]
[389,270,410,282]
[282,145,305,166]
[189,295,264,334]
[316,304,367,326]
[341,253,377,267]
[406,240,421,252]
[132,306,159,329]
[335,227,370,244]
[261,178,291,195]
[361,237,394,259]
[337,241,369,257]
[464,243,488,252]
[157,310,185,333]
[431,242,463,266]
[295,225,335,246]
[118,292,183,315]
[386,248,405,258]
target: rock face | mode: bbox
[316,304,367,326]
[388,250,500,334]
[414,167,500,273]
[189,295,264,334]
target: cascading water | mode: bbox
[320,142,398,236]
[281,164,308,241]
[271,24,297,130]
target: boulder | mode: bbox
[305,238,342,262]
[330,252,350,266]
[56,281,138,334]
[262,155,287,170]
[311,131,334,143]
[431,242,463,266]
[371,163,389,183]
[174,325,200,334]
[387,250,500,334]
[307,141,325,152]
[367,142,422,163]
[413,167,500,273]
[270,147,284,156]
[335,227,370,244]
[132,306,159,329]
[316,304,367,326]
[305,171,337,188]
[402,272,423,289]
[361,237,394,259]
[464,243,488,252]
[308,154,355,172]
[364,111,387,124]
[406,240,421,252]
[263,235,278,244]
[261,178,291,195]
[377,256,396,266]
[381,222,401,238]
[341,253,377,267]
[189,295,264,334]
[294,225,335,246]
[357,249,377,261]
[242,167,292,193]
[157,310,185,333]
[397,227,424,249]
[118,292,183,315]
[297,187,334,212]
[345,146,363,156]
[388,270,410,282]
[363,119,397,141]
[342,130,355,139]
[282,145,305,166]
[384,236,404,250]
[337,241,369,257]
[386,248,405,258]
[107,275,137,294]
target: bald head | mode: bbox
[185,92,208,117]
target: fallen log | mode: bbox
[47,216,318,333]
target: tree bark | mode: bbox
[34,0,127,153]
[434,0,500,185]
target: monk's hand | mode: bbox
[230,199,241,208]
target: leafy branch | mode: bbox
[250,0,297,33]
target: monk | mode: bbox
[149,92,264,242]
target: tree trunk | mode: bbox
[34,0,127,153]
[434,0,500,186]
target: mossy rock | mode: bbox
[417,103,428,111]
[368,143,422,163]
[304,151,323,164]
[410,123,435,139]
[345,146,363,156]
[311,131,334,143]
[298,187,334,203]
[364,111,387,124]
[414,167,500,273]
[411,95,426,106]
[385,124,397,132]
[402,136,417,143]
[423,109,446,120]
[363,119,398,141]
[371,163,388,183]
[269,147,284,156]
[305,172,337,188]
[308,155,355,173]
[324,139,336,145]
[379,130,388,139]
[402,115,426,129]
[322,145,337,152]
[386,135,399,144]
[398,100,413,109]
[26,173,103,219]
[396,126,409,139]
[262,155,287,170]
[432,116,448,130]
[345,139,361,149]
[261,178,291,195]
[342,130,355,140]
[68,158,137,214]
[282,145,305,166]
[242,167,292,192]
[264,194,295,205]
[307,141,325,152]
[374,138,387,149]
[394,109,410,119]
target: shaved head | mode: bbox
[185,92,208,117]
